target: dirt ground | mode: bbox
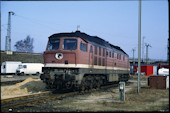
[48,76,169,112]
[1,77,47,99]
[1,75,169,112]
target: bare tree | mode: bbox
[14,35,34,53]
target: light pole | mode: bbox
[132,48,135,66]
[138,0,141,93]
[142,36,145,63]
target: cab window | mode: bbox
[80,42,87,52]
[63,39,77,50]
[47,39,60,50]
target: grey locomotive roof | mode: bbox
[49,31,128,56]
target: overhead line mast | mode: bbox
[142,36,145,63]
[145,43,151,64]
[5,11,15,51]
[132,48,135,65]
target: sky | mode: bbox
[0,0,169,60]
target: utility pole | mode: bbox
[142,36,145,63]
[168,38,169,63]
[138,0,141,93]
[145,43,151,64]
[132,48,136,75]
[132,48,135,65]
[5,11,15,51]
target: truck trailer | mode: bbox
[1,61,22,74]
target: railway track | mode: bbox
[1,80,25,86]
[1,74,40,86]
[1,81,132,112]
[1,90,79,112]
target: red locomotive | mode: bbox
[40,31,130,90]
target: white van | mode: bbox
[16,63,44,75]
[1,61,22,74]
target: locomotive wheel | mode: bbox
[80,77,86,91]
[96,79,101,88]
[93,79,98,89]
[36,72,40,76]
[65,81,72,89]
[99,77,103,88]
[93,76,99,88]
[102,76,107,85]
[47,82,53,89]
[88,76,93,90]
[21,72,24,76]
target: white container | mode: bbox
[166,76,169,89]
[158,68,169,76]
[153,66,158,75]
[16,63,44,75]
[1,61,22,74]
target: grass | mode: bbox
[98,86,169,111]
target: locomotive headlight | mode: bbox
[55,53,63,60]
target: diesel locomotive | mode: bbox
[40,31,130,91]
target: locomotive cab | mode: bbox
[45,37,78,64]
[43,35,88,89]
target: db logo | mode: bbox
[55,53,63,60]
